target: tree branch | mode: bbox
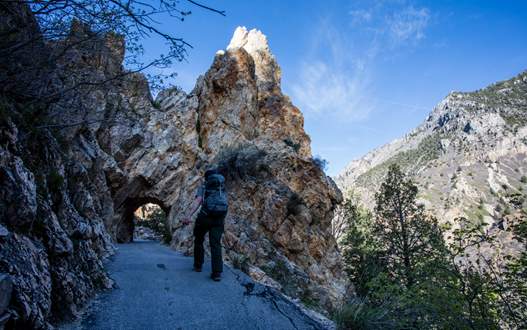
[186,0,225,16]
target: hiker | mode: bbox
[182,168,228,281]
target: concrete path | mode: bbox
[59,241,329,330]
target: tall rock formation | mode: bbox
[335,72,527,241]
[127,26,345,311]
[0,6,345,327]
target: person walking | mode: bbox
[182,168,228,281]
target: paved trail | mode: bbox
[60,241,328,330]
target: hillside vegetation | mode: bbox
[336,72,527,237]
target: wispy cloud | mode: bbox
[348,1,431,47]
[290,20,375,121]
[349,9,373,25]
[292,60,373,120]
[387,6,430,44]
[290,1,431,121]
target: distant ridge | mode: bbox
[334,71,527,240]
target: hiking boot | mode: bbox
[211,273,221,282]
[193,266,202,272]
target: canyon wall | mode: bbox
[0,4,346,328]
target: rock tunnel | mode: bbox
[106,175,175,243]
[115,196,170,243]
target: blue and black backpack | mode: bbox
[202,172,228,216]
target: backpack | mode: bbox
[202,173,228,216]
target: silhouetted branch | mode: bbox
[186,0,226,16]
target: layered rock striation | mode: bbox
[1,5,345,326]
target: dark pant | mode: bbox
[193,211,225,274]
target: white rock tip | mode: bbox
[226,26,269,54]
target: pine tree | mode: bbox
[504,218,527,328]
[340,197,380,296]
[338,164,526,329]
[373,164,445,288]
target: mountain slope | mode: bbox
[335,71,527,239]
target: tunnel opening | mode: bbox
[133,203,171,243]
[117,197,171,243]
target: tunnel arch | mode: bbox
[116,196,170,243]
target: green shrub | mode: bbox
[283,138,301,152]
[335,298,396,330]
[504,206,512,216]
[151,100,161,109]
[299,290,319,310]
[214,144,269,180]
[231,254,250,272]
[507,192,525,209]
[261,259,299,298]
[521,176,527,184]
[262,259,289,283]
[477,213,484,222]
[311,155,328,172]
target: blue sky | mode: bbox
[142,0,527,176]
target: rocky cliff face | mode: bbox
[335,72,527,241]
[1,5,345,327]
[131,26,346,312]
[1,4,116,328]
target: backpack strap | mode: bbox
[202,182,208,199]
